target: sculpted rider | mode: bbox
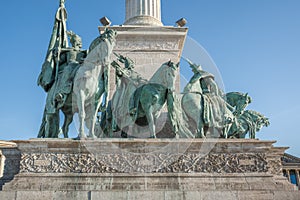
[37,0,86,138]
[54,31,87,109]
[184,60,232,137]
[110,54,146,135]
[38,32,86,138]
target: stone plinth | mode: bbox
[0,141,18,190]
[99,26,188,96]
[1,139,299,199]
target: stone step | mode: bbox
[0,190,300,200]
[2,173,295,192]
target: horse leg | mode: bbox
[77,91,86,138]
[88,78,106,138]
[88,92,103,138]
[196,123,205,138]
[80,104,94,139]
[45,112,60,138]
[196,111,205,138]
[223,121,234,139]
[145,106,156,138]
[100,107,113,138]
[88,108,98,139]
[106,104,114,138]
[62,112,73,138]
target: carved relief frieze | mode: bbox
[267,158,283,175]
[115,39,179,51]
[20,152,268,174]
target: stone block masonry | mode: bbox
[0,139,300,199]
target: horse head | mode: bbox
[166,60,179,70]
[106,29,117,35]
[243,110,269,134]
[258,116,270,130]
[103,29,117,43]
[164,60,179,90]
[150,60,179,90]
[88,29,117,52]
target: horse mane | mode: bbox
[242,110,269,129]
[88,37,101,52]
[88,29,117,52]
[244,110,264,119]
[239,109,269,138]
[226,92,246,100]
[149,61,175,86]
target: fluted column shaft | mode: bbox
[125,0,163,26]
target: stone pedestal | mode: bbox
[100,26,188,95]
[99,26,187,134]
[0,139,299,199]
[99,16,188,135]
[0,141,18,190]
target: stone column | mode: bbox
[0,150,4,178]
[296,170,300,189]
[124,0,163,26]
[286,169,291,182]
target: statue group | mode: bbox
[37,1,269,139]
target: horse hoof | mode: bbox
[75,133,86,140]
[149,135,156,139]
[74,136,84,140]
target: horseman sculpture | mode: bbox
[37,0,117,138]
[37,1,269,140]
[37,0,87,138]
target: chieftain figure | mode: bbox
[181,59,269,139]
[107,54,146,136]
[225,92,252,116]
[54,31,87,109]
[181,60,235,138]
[37,0,86,138]
[224,92,269,139]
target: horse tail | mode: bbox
[166,90,194,138]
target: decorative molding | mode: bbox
[282,153,300,164]
[115,39,179,51]
[0,141,17,148]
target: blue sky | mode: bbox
[0,0,299,157]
